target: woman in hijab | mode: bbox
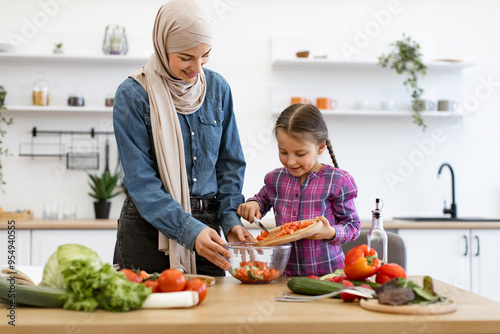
[113,0,252,276]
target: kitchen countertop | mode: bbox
[2,217,500,230]
[1,276,499,334]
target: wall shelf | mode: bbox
[0,52,148,65]
[5,105,113,113]
[272,108,463,118]
[271,58,474,71]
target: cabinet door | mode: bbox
[0,229,31,266]
[397,229,471,290]
[31,229,117,266]
[471,229,500,303]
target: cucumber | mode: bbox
[247,270,257,280]
[287,277,345,296]
[0,276,65,308]
[350,280,381,289]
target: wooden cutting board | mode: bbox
[360,298,457,315]
[254,218,323,247]
[184,274,216,287]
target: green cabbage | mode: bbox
[41,244,102,288]
[40,244,150,312]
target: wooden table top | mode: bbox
[1,276,500,334]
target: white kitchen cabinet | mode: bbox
[398,228,500,303]
[0,229,31,267]
[31,229,117,266]
[470,229,500,303]
[398,229,470,290]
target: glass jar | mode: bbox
[105,89,115,107]
[32,73,49,106]
[68,85,85,107]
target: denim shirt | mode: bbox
[113,68,246,251]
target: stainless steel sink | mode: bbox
[393,217,500,222]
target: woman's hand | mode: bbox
[237,201,261,223]
[306,216,336,240]
[194,227,232,271]
[226,225,254,243]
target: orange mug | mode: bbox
[290,96,307,105]
[316,97,338,110]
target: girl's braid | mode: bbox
[325,138,339,168]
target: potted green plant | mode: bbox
[0,85,13,192]
[377,34,428,130]
[53,42,63,54]
[88,171,123,219]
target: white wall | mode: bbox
[0,0,499,221]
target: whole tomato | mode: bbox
[143,279,160,293]
[120,269,142,283]
[375,263,407,284]
[184,278,207,304]
[158,269,187,292]
[340,280,357,302]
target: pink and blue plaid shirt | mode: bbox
[248,164,361,276]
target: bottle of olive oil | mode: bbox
[367,198,388,263]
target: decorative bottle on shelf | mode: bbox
[367,198,388,263]
[32,73,49,106]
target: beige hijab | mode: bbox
[130,0,213,274]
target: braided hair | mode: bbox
[274,103,339,168]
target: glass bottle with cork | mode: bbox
[367,198,388,263]
[32,73,49,106]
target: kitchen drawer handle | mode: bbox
[463,235,468,256]
[475,236,480,256]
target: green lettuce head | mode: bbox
[41,244,103,288]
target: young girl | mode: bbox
[238,103,361,276]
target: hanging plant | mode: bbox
[0,86,14,191]
[378,34,428,130]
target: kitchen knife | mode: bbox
[253,216,269,234]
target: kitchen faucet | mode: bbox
[438,163,457,218]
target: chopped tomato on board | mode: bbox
[256,230,269,241]
[273,220,314,239]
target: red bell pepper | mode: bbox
[375,263,407,284]
[343,244,381,280]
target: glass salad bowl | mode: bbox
[223,242,291,284]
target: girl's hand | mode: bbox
[306,216,336,240]
[194,227,232,271]
[237,201,261,223]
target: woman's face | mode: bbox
[167,43,211,82]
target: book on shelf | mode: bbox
[1,265,44,287]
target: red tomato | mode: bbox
[120,269,142,283]
[143,279,160,293]
[158,269,187,292]
[184,278,207,304]
[375,263,407,284]
[340,280,357,302]
[308,275,320,280]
